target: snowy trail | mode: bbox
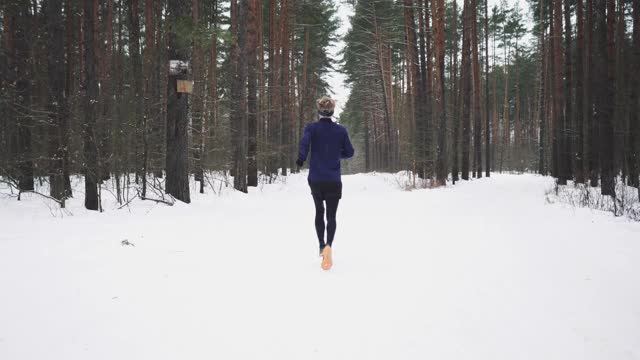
[1,173,639,360]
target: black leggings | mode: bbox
[310,182,342,249]
[309,182,342,251]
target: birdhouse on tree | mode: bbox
[169,60,193,93]
[177,80,194,94]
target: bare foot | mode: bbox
[321,246,333,271]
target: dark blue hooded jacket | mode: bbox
[298,118,355,184]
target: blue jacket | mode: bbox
[298,118,355,183]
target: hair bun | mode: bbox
[316,96,336,112]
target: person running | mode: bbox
[296,96,355,271]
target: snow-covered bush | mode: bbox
[393,171,436,190]
[546,180,640,221]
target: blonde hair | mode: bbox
[316,96,336,112]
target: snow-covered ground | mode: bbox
[1,173,639,360]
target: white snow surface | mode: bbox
[1,173,639,360]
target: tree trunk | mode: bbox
[564,0,573,180]
[288,0,296,172]
[587,0,599,186]
[404,0,421,176]
[452,0,460,182]
[83,0,100,210]
[247,0,259,186]
[257,0,265,174]
[538,4,546,175]
[128,0,145,189]
[207,0,219,174]
[492,27,499,172]
[298,27,310,161]
[434,0,447,185]
[424,0,434,178]
[268,0,280,176]
[515,58,521,171]
[231,0,248,192]
[416,0,428,178]
[62,0,74,197]
[99,0,115,182]
[47,0,66,202]
[364,90,371,172]
[143,0,156,196]
[576,0,586,183]
[600,0,616,196]
[501,46,509,173]
[191,0,205,192]
[114,0,125,203]
[629,0,640,188]
[280,0,290,176]
[484,0,490,177]
[150,0,166,178]
[9,2,34,191]
[471,0,482,178]
[371,8,393,172]
[461,0,472,180]
[614,0,625,179]
[552,0,567,185]
[165,0,192,202]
